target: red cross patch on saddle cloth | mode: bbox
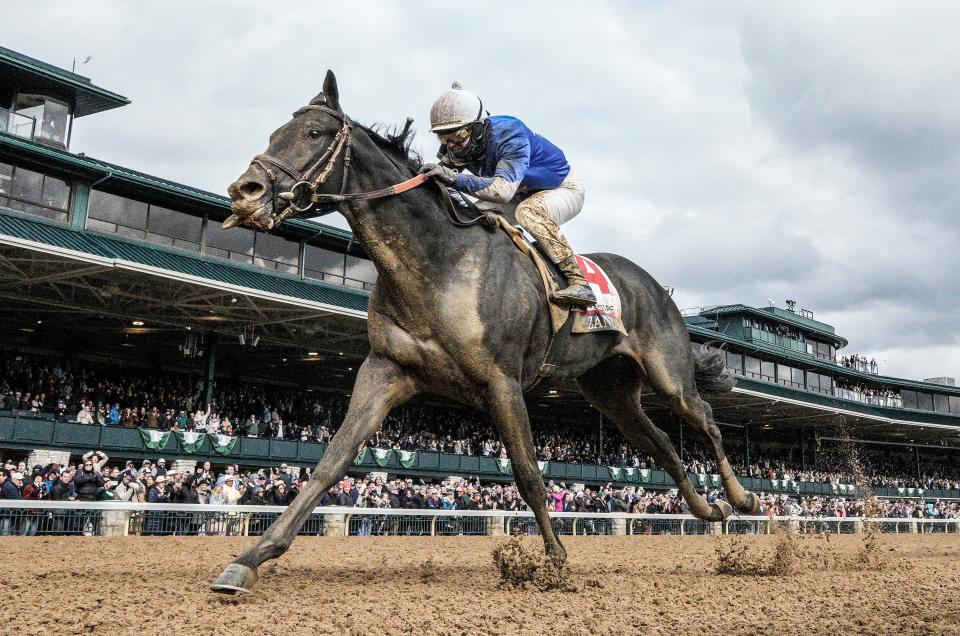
[570,255,628,335]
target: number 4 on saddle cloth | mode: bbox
[492,216,628,338]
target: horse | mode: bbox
[210,71,759,593]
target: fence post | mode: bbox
[487,515,506,537]
[100,509,130,537]
[323,513,347,537]
[611,517,626,536]
[909,521,918,534]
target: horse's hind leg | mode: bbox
[643,353,760,515]
[210,355,417,593]
[578,357,731,522]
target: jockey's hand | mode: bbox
[419,163,457,186]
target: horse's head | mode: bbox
[226,70,351,230]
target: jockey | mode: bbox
[420,82,597,307]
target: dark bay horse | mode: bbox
[211,71,759,593]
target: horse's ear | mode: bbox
[322,70,341,112]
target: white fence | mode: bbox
[0,500,957,537]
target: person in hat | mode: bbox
[0,469,22,535]
[148,475,170,503]
[420,82,596,307]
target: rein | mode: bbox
[224,104,485,230]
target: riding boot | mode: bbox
[553,256,598,307]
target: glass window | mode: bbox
[89,190,148,232]
[204,220,254,264]
[901,390,918,409]
[725,351,743,374]
[816,342,831,358]
[254,232,299,273]
[792,368,805,385]
[807,373,820,390]
[934,394,950,413]
[304,245,345,283]
[760,360,775,380]
[13,94,70,146]
[776,364,792,385]
[9,166,43,201]
[916,392,934,411]
[745,356,760,378]
[345,254,377,285]
[0,164,71,222]
[949,396,960,414]
[147,205,202,243]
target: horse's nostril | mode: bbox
[238,181,266,199]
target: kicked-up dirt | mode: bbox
[2,533,959,635]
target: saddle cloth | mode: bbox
[494,216,627,337]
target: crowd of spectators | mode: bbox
[1,351,959,505]
[2,449,957,540]
[840,353,879,375]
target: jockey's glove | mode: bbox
[419,163,458,186]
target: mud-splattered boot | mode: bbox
[553,256,597,307]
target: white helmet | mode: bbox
[429,81,484,133]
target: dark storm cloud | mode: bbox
[3,1,956,380]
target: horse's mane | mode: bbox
[358,121,423,175]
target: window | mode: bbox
[725,351,743,375]
[0,162,71,222]
[254,232,299,274]
[204,220,255,264]
[88,190,148,239]
[304,245,345,284]
[933,394,949,413]
[791,367,805,386]
[901,390,918,409]
[13,94,71,146]
[760,360,775,382]
[147,205,202,251]
[776,364,794,386]
[916,392,934,411]
[345,254,377,290]
[745,356,760,378]
[950,396,960,415]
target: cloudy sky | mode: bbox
[6,1,958,382]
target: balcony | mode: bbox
[0,106,68,148]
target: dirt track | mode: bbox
[4,534,959,635]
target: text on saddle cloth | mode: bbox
[569,255,627,336]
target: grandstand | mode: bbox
[2,44,959,511]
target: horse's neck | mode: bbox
[342,154,481,312]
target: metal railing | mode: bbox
[2,501,959,538]
[0,107,37,140]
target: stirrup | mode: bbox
[553,284,597,307]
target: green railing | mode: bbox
[1,415,955,500]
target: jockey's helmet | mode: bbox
[429,82,483,133]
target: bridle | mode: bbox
[225,103,484,230]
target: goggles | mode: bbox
[437,126,471,144]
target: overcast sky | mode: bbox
[6,1,958,382]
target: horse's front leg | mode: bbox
[210,355,417,593]
[486,372,567,563]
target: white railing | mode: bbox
[0,500,957,537]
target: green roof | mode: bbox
[0,45,130,117]
[0,132,355,246]
[686,324,960,397]
[0,210,370,315]
[699,303,847,348]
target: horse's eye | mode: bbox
[309,129,322,139]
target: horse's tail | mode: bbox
[691,342,736,395]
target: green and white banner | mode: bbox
[175,431,205,453]
[624,467,636,482]
[710,474,721,487]
[140,429,170,451]
[354,447,368,465]
[640,468,651,483]
[496,458,512,475]
[608,466,622,481]
[209,433,238,455]
[372,448,392,467]
[397,450,417,469]
[897,487,906,495]
[770,479,780,490]
[537,460,548,475]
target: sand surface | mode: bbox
[3,533,959,635]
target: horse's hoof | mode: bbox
[210,563,258,594]
[739,492,761,515]
[711,501,733,521]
